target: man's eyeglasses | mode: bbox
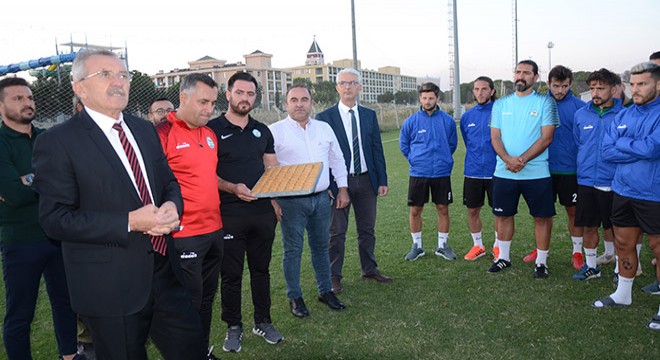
[80,70,132,82]
[338,80,359,87]
[152,108,174,115]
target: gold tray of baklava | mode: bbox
[251,162,323,198]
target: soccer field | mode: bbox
[1,128,658,359]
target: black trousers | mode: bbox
[82,253,205,360]
[173,230,223,349]
[329,173,380,278]
[221,211,277,327]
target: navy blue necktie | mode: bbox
[349,109,361,174]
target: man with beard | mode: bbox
[523,66,586,270]
[0,77,79,359]
[571,68,624,282]
[400,82,458,262]
[488,60,560,278]
[207,72,283,353]
[459,77,499,261]
[156,74,223,359]
[315,68,391,293]
[593,62,660,332]
[148,97,175,126]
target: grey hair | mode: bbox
[336,68,362,84]
[180,73,218,95]
[630,61,660,77]
[70,49,124,82]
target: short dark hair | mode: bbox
[228,72,258,91]
[474,76,497,102]
[517,60,539,75]
[586,68,618,87]
[631,62,660,81]
[650,51,660,61]
[285,84,312,100]
[548,65,573,83]
[151,97,171,105]
[180,73,217,94]
[418,82,440,97]
[0,77,30,101]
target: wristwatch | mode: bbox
[25,173,34,186]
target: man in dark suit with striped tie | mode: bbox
[32,49,205,360]
[316,68,391,294]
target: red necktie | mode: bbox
[113,122,167,255]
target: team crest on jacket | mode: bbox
[252,129,261,138]
[206,136,215,149]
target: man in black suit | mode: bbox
[316,68,391,293]
[32,49,205,360]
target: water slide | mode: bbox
[0,52,77,76]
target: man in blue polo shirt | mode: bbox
[488,60,560,278]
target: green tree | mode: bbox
[460,82,474,104]
[377,91,395,103]
[493,79,514,97]
[312,80,339,105]
[126,70,158,116]
[31,65,74,122]
[394,90,418,105]
[571,70,592,96]
[292,77,313,88]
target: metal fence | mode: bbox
[3,65,426,131]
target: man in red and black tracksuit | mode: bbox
[156,74,223,359]
[208,72,283,353]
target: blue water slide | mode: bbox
[0,52,77,76]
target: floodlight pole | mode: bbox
[351,0,358,69]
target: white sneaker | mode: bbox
[596,253,615,265]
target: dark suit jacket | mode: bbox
[316,104,388,195]
[32,110,183,317]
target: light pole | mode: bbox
[351,0,358,70]
[547,41,554,73]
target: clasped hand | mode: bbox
[504,156,526,173]
[128,201,180,236]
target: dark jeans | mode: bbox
[329,173,380,278]
[173,230,223,349]
[1,239,77,359]
[221,212,277,327]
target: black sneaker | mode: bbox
[487,259,511,273]
[534,264,549,279]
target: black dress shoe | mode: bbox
[318,291,346,310]
[290,297,310,318]
[361,271,393,284]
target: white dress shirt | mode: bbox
[85,106,154,203]
[269,116,348,192]
[337,101,367,174]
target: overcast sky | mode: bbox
[2,0,658,89]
